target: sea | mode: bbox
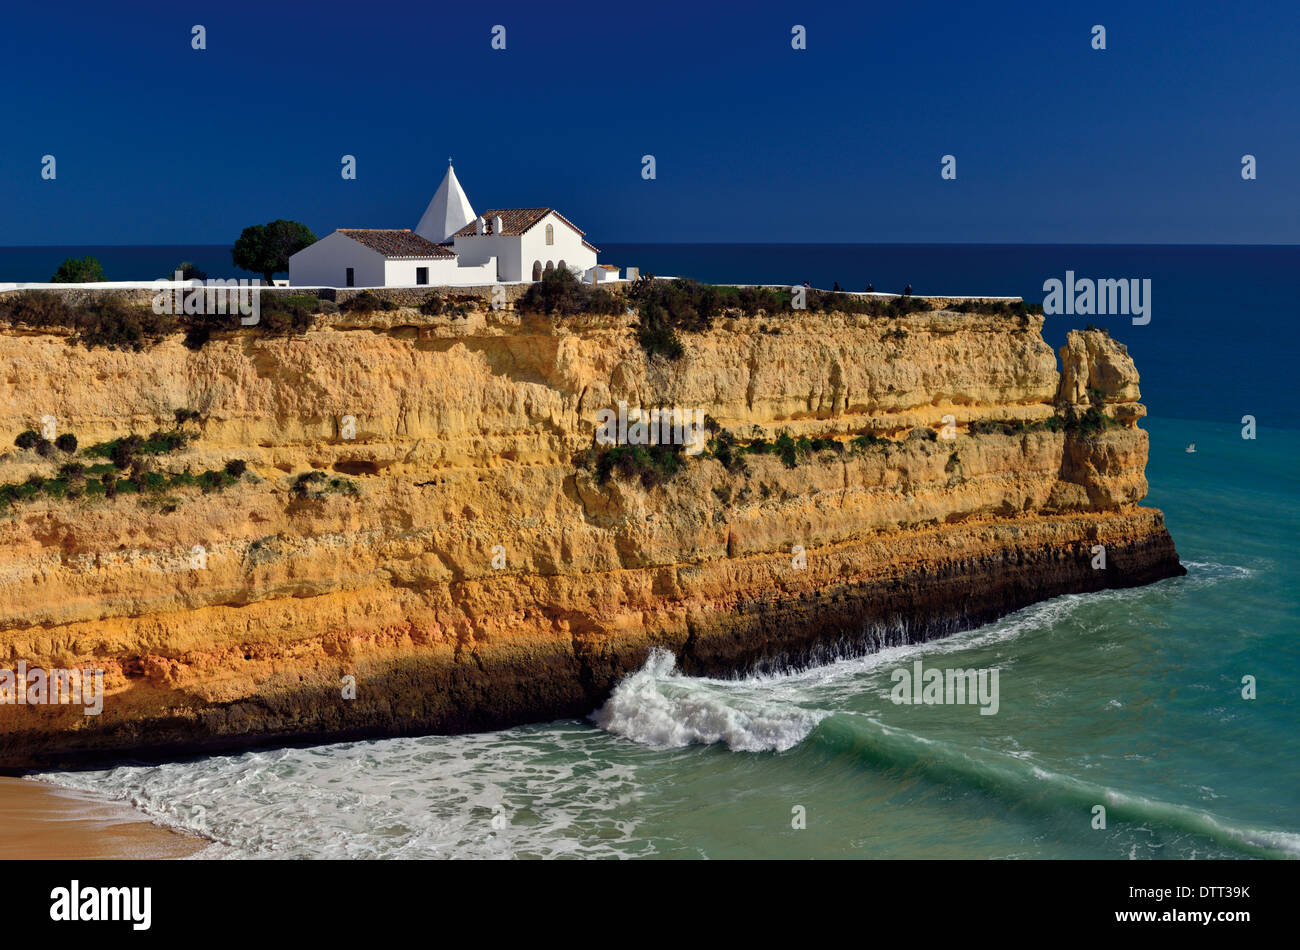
[8,244,1299,859]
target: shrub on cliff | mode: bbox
[969,417,1064,436]
[76,295,174,350]
[1064,406,1118,437]
[278,294,322,312]
[707,429,749,475]
[574,443,685,490]
[587,287,624,315]
[55,433,78,453]
[143,429,189,453]
[178,294,314,349]
[520,267,588,316]
[601,444,684,489]
[736,286,781,318]
[627,277,718,331]
[518,271,626,317]
[341,291,385,315]
[0,291,76,328]
[634,301,685,361]
[774,432,799,468]
[850,432,890,454]
[83,429,191,466]
[950,299,1044,317]
[258,295,317,333]
[51,256,106,283]
[776,288,933,318]
[290,470,358,499]
[14,430,40,450]
[96,434,142,468]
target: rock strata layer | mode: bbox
[0,307,1184,768]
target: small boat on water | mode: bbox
[1185,443,1197,453]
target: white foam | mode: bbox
[33,726,653,860]
[591,648,826,752]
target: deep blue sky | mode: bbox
[1,0,1296,245]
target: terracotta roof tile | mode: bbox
[454,208,588,239]
[338,229,456,259]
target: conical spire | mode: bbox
[415,161,476,243]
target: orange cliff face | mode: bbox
[0,301,1183,768]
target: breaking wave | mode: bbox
[590,648,828,752]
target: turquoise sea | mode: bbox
[17,244,1300,859]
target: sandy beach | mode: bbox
[0,776,204,860]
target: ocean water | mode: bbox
[17,244,1300,859]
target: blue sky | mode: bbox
[1,0,1296,245]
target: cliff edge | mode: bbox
[0,299,1183,767]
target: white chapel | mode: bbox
[289,162,616,288]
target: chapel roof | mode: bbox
[337,229,457,259]
[453,208,587,239]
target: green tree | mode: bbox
[231,220,317,283]
[173,261,207,281]
[51,256,105,283]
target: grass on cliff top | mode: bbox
[0,290,323,351]
[339,289,473,319]
[617,276,1042,361]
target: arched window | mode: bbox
[532,260,542,281]
[545,224,554,245]
[558,260,566,272]
[545,261,554,273]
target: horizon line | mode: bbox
[1,241,1298,249]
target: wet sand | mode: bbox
[0,776,205,859]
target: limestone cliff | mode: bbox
[0,302,1183,767]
